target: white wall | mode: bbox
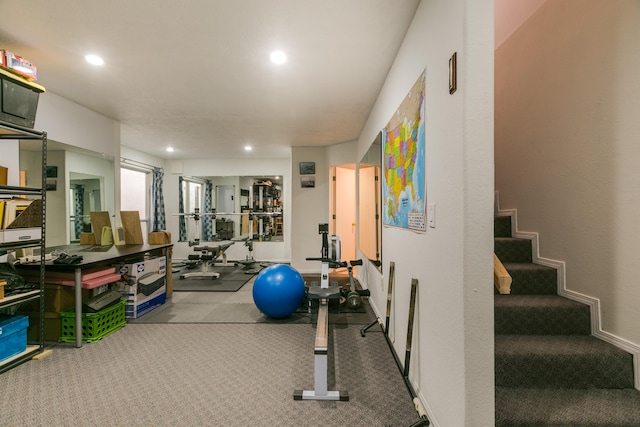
[42,150,65,246]
[119,145,166,230]
[32,149,116,247]
[356,0,494,425]
[10,92,121,247]
[35,92,120,158]
[290,141,360,272]
[120,145,165,169]
[0,140,21,264]
[6,92,118,215]
[495,0,640,345]
[326,139,358,167]
[290,147,329,272]
[1,141,20,185]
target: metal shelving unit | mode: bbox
[0,119,47,374]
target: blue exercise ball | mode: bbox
[253,264,305,318]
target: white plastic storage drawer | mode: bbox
[0,227,41,243]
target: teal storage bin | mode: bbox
[0,314,28,362]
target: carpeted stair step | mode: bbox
[495,335,635,388]
[503,262,557,295]
[495,387,640,426]
[493,212,639,426]
[495,295,591,335]
[494,237,532,263]
[494,215,512,238]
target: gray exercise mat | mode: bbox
[173,265,260,292]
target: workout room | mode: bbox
[5,2,638,427]
[0,2,486,425]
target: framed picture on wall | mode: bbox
[45,166,58,178]
[299,162,315,175]
[301,176,315,188]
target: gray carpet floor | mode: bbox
[0,278,420,426]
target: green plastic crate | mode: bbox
[59,299,126,343]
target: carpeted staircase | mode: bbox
[494,215,640,426]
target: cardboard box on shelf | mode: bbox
[2,198,33,229]
[5,199,42,229]
[19,284,108,313]
[0,50,38,80]
[0,166,7,185]
[20,311,61,342]
[16,267,119,314]
[0,198,43,244]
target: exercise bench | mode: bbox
[179,242,232,280]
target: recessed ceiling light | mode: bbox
[270,50,287,65]
[85,54,104,66]
[244,146,253,151]
[166,147,174,153]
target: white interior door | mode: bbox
[216,185,235,213]
[333,165,356,262]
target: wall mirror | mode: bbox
[69,173,103,242]
[358,132,382,270]
[19,140,115,246]
[179,175,283,243]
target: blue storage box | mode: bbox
[0,314,28,362]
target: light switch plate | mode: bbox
[428,203,436,228]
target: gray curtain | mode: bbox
[202,180,213,241]
[178,176,186,241]
[74,185,84,240]
[151,167,166,231]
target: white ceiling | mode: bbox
[0,0,420,160]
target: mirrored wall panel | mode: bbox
[20,140,115,246]
[178,175,283,243]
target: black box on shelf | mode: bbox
[0,68,45,129]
